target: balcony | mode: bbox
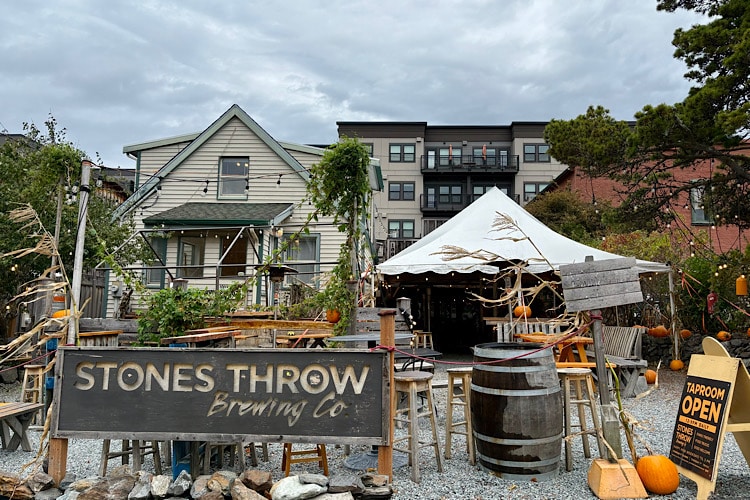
[420,193,520,213]
[383,238,419,260]
[421,154,519,173]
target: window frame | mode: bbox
[690,185,712,225]
[219,235,248,277]
[177,236,205,278]
[389,143,416,163]
[388,181,415,201]
[388,220,415,239]
[523,182,549,202]
[145,236,167,288]
[523,144,550,163]
[282,234,320,287]
[218,157,249,199]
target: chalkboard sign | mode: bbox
[51,347,388,446]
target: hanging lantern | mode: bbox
[737,275,748,296]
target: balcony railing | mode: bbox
[420,193,520,212]
[384,238,419,259]
[421,154,519,173]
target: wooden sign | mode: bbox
[559,257,643,312]
[669,337,750,500]
[51,347,388,446]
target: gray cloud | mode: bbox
[0,0,705,168]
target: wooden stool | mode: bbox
[281,443,328,476]
[557,367,605,471]
[100,440,162,476]
[416,331,434,349]
[444,367,475,465]
[20,365,44,425]
[393,370,443,482]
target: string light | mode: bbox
[201,180,209,196]
[276,174,282,187]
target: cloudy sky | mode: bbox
[1,1,706,169]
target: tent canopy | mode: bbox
[377,187,669,278]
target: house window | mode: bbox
[145,236,167,287]
[362,143,374,156]
[523,144,550,163]
[220,236,247,277]
[219,157,248,197]
[472,185,494,201]
[690,186,711,225]
[523,182,549,202]
[389,144,416,162]
[439,185,462,204]
[438,147,461,166]
[388,182,415,200]
[473,147,496,166]
[283,234,319,286]
[177,236,205,278]
[388,220,414,239]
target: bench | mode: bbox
[587,326,648,398]
[0,402,44,451]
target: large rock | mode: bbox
[230,479,267,500]
[270,475,327,500]
[0,471,34,499]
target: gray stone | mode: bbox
[311,494,355,500]
[190,475,211,498]
[270,476,327,500]
[150,474,171,498]
[78,475,137,500]
[57,490,80,500]
[327,474,364,495]
[206,470,236,496]
[166,470,191,496]
[27,471,55,492]
[360,485,393,499]
[33,487,63,499]
[128,480,151,500]
[297,473,328,487]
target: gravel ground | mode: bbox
[1,357,749,499]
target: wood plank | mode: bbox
[565,291,645,312]
[48,438,68,486]
[559,257,636,275]
[78,330,123,338]
[160,330,242,345]
[561,270,640,289]
[562,281,642,301]
[210,319,334,330]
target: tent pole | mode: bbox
[669,267,678,360]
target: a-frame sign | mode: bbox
[669,337,750,500]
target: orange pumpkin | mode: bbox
[679,329,692,339]
[717,330,732,341]
[644,369,657,385]
[513,305,532,318]
[747,327,750,338]
[669,359,684,371]
[648,325,670,338]
[325,309,340,323]
[636,455,680,495]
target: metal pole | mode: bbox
[669,268,678,360]
[66,159,93,345]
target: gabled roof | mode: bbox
[113,104,309,219]
[143,202,293,228]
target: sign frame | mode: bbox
[51,347,390,446]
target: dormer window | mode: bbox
[219,157,249,198]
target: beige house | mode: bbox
[109,104,381,317]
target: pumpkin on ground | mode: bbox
[636,455,680,495]
[747,327,750,338]
[717,330,732,341]
[325,309,341,323]
[513,305,532,318]
[648,325,670,338]
[644,369,657,384]
[679,329,692,339]
[669,359,685,371]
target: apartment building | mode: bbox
[337,121,567,261]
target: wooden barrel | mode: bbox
[471,342,562,481]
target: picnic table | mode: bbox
[282,331,333,348]
[517,333,616,369]
[0,402,43,451]
[160,326,242,348]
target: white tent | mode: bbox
[377,187,670,277]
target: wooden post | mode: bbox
[591,310,623,460]
[378,309,396,480]
[48,437,68,486]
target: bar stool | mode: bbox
[203,441,247,473]
[245,442,269,466]
[444,367,475,465]
[281,443,328,476]
[557,367,605,471]
[393,370,442,482]
[100,440,162,476]
[415,331,434,349]
[21,365,44,426]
